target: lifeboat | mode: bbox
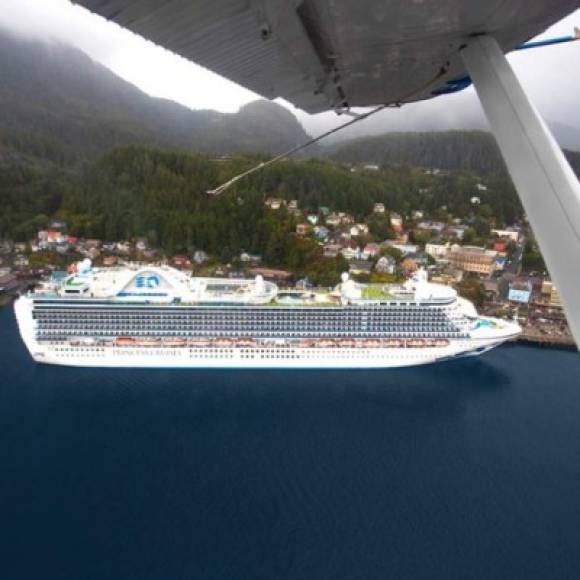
[434,338,450,347]
[339,338,357,348]
[363,338,382,348]
[407,339,426,348]
[189,338,211,347]
[213,337,234,348]
[299,339,315,348]
[317,339,337,348]
[137,338,161,347]
[236,338,257,348]
[383,339,403,348]
[115,336,135,347]
[163,337,187,347]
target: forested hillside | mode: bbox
[327,131,580,177]
[1,145,524,253]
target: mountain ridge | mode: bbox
[0,28,311,167]
[325,130,580,177]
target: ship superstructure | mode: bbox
[15,261,520,368]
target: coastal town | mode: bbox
[0,188,573,348]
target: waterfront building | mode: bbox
[508,280,533,304]
[542,281,563,309]
[448,246,497,277]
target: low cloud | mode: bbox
[1,1,579,131]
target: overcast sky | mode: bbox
[1,0,579,137]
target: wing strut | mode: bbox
[462,35,580,348]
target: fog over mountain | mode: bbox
[0,28,311,166]
[295,76,580,151]
[1,5,579,169]
[0,0,579,151]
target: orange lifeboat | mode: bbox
[363,338,382,348]
[213,337,234,348]
[236,337,257,348]
[137,337,161,347]
[434,338,450,347]
[189,338,211,347]
[339,338,357,348]
[115,336,135,347]
[163,337,187,347]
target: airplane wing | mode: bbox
[73,0,580,113]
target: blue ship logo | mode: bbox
[135,275,161,289]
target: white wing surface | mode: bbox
[74,0,579,112]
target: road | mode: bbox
[504,236,525,276]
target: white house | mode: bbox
[341,247,359,261]
[193,250,209,264]
[375,255,396,274]
[363,243,381,258]
[265,198,283,210]
[385,242,418,255]
[425,242,451,259]
[350,224,369,237]
[491,228,520,242]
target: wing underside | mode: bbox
[74,0,579,113]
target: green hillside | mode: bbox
[326,130,580,176]
[0,29,311,167]
[0,145,523,251]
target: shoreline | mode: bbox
[0,295,16,307]
[515,335,577,351]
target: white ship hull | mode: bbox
[15,295,515,369]
[24,340,504,369]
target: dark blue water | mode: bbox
[1,304,580,580]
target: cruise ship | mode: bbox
[14,260,521,368]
